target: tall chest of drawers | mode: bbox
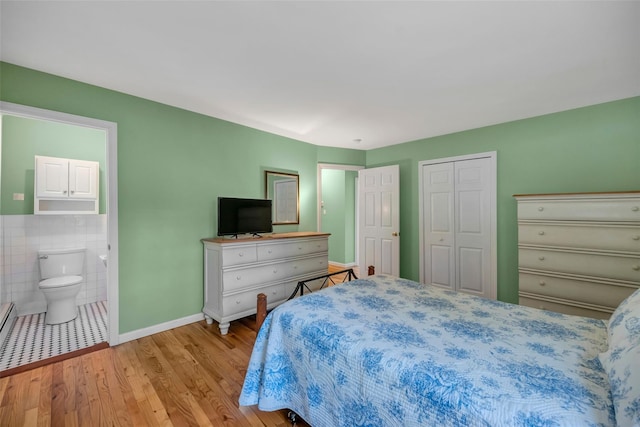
[202,232,329,334]
[514,192,640,319]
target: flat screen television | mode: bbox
[217,197,273,237]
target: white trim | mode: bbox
[418,151,497,299]
[118,313,205,344]
[328,261,357,269]
[0,101,120,345]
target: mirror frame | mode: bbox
[265,170,300,225]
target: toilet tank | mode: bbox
[38,248,86,279]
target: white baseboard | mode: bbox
[329,261,357,269]
[118,312,205,344]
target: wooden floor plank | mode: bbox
[0,267,351,427]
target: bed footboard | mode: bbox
[255,268,360,332]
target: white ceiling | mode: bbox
[1,1,639,150]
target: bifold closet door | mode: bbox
[422,158,492,297]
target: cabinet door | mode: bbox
[68,159,98,199]
[35,155,69,198]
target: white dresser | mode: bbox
[514,192,640,319]
[202,232,329,334]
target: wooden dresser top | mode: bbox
[202,231,330,244]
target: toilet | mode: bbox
[38,248,85,324]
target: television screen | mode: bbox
[218,197,273,236]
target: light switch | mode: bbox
[13,193,24,201]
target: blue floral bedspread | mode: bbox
[239,275,615,426]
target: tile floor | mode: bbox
[0,300,108,371]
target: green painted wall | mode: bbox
[0,62,360,334]
[2,61,637,331]
[366,96,640,303]
[1,115,107,215]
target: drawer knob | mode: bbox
[538,207,544,212]
[268,249,272,254]
[238,252,243,257]
[633,265,640,271]
[538,256,545,261]
[538,231,545,236]
[273,269,278,274]
[633,235,640,241]
[632,206,639,212]
[539,281,546,286]
[236,275,242,280]
[236,300,241,304]
[298,246,302,250]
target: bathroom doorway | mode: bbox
[0,102,119,373]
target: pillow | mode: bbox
[607,342,640,427]
[607,288,640,351]
[601,288,640,426]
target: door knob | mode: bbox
[392,232,399,237]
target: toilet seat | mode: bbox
[39,275,83,289]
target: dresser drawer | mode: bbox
[288,255,329,278]
[223,284,283,317]
[517,198,640,221]
[519,295,611,319]
[223,259,293,292]
[519,272,637,309]
[519,248,640,283]
[518,223,640,253]
[221,245,258,266]
[257,238,328,261]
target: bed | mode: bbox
[239,275,640,427]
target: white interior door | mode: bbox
[358,165,400,276]
[422,162,455,290]
[454,158,492,297]
[420,153,496,299]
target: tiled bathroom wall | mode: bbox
[1,214,107,315]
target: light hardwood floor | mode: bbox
[0,267,361,426]
[0,316,309,427]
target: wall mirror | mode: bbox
[265,171,299,224]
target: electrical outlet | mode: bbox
[13,193,24,201]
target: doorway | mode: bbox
[317,164,363,270]
[0,102,119,367]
